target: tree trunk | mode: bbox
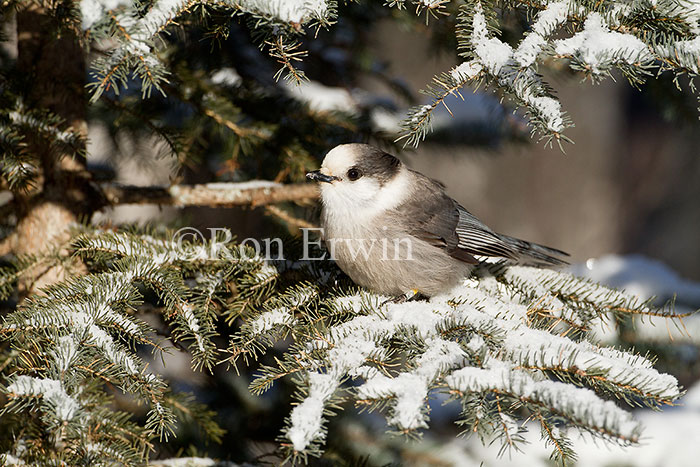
[12,5,90,295]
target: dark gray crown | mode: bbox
[350,144,401,184]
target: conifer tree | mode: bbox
[1,1,698,465]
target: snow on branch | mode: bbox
[237,0,330,24]
[401,0,700,147]
[5,376,80,422]
[85,0,334,99]
[444,362,641,441]
[1,98,86,191]
[553,13,653,74]
[1,225,689,464]
[0,226,296,461]
[401,1,571,147]
[87,0,187,100]
[81,0,700,147]
[241,264,683,463]
[3,284,171,435]
[357,337,466,430]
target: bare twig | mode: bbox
[100,181,319,208]
[264,205,317,231]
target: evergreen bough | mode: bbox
[0,227,686,464]
[1,0,698,465]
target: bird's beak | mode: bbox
[306,170,338,183]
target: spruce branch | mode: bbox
[1,224,690,465]
[397,0,700,148]
[268,36,309,84]
[87,0,336,100]
[231,264,685,464]
[4,1,700,463]
[1,225,301,463]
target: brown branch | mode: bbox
[264,204,318,230]
[100,181,319,208]
[535,411,568,464]
[202,107,269,139]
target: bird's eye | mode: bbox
[347,168,362,181]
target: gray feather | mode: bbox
[396,169,567,266]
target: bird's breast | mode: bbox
[321,206,375,244]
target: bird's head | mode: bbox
[307,144,404,212]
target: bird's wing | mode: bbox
[404,193,480,264]
[393,171,567,266]
[395,174,517,264]
[453,206,519,260]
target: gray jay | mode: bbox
[306,143,567,297]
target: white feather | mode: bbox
[319,145,411,226]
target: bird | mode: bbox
[306,143,568,297]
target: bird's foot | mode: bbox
[381,289,420,306]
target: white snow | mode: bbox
[516,85,564,132]
[571,254,700,345]
[513,1,570,67]
[573,254,700,304]
[370,108,403,133]
[249,307,295,334]
[284,80,357,113]
[84,314,141,375]
[500,320,680,399]
[287,311,392,450]
[202,180,281,190]
[410,104,434,125]
[250,287,315,336]
[6,376,80,421]
[554,13,652,73]
[81,232,218,266]
[501,266,570,316]
[442,276,679,399]
[438,378,700,467]
[210,67,242,87]
[150,458,218,467]
[93,299,143,337]
[182,304,199,334]
[471,8,513,75]
[285,258,688,452]
[665,36,700,72]
[51,335,78,372]
[332,294,368,314]
[24,305,146,378]
[136,0,188,37]
[445,361,641,441]
[181,303,206,353]
[420,0,445,7]
[80,0,130,30]
[239,0,329,23]
[94,0,191,87]
[0,453,25,465]
[468,3,565,132]
[292,287,317,307]
[457,2,690,134]
[287,372,337,451]
[450,61,483,82]
[680,0,700,34]
[357,338,466,429]
[9,110,77,144]
[253,263,278,282]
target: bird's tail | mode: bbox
[498,234,570,266]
